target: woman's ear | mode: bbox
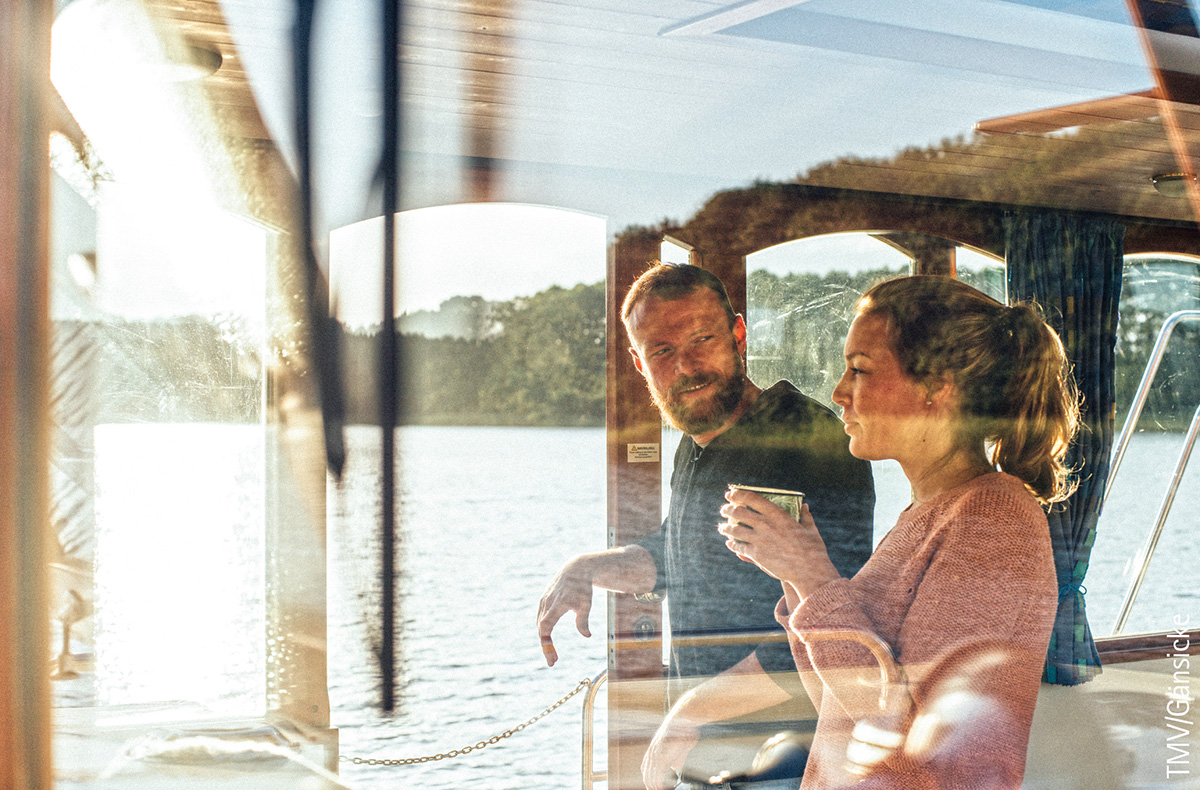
[926,378,956,409]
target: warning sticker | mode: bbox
[627,443,660,463]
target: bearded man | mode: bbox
[537,263,874,790]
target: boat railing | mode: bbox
[1107,309,1200,634]
[581,669,607,790]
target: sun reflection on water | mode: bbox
[94,423,266,718]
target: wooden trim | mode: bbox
[1096,628,1200,665]
[667,182,1200,263]
[0,0,53,786]
[975,89,1160,136]
[606,229,667,790]
[671,184,1008,261]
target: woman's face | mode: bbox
[831,313,938,464]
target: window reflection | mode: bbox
[746,234,910,409]
[25,0,1200,787]
[48,0,274,733]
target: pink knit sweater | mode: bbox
[776,472,1057,789]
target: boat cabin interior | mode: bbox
[3,0,1200,788]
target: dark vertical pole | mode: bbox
[379,0,401,713]
[294,0,346,480]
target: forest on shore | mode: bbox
[57,256,1198,430]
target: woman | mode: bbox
[718,276,1078,789]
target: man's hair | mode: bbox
[620,262,736,337]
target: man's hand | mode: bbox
[536,556,596,667]
[641,712,700,790]
[536,545,658,667]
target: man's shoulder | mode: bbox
[741,381,842,431]
[717,381,851,459]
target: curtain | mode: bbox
[1004,211,1123,686]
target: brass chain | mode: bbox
[340,677,593,767]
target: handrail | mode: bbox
[1108,310,1200,634]
[581,669,608,790]
[1112,401,1200,634]
[1105,310,1200,509]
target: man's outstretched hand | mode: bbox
[536,557,595,667]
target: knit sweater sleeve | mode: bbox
[782,475,1057,781]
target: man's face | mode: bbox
[627,289,747,438]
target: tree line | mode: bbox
[56,281,606,427]
[54,260,1196,431]
[341,282,606,426]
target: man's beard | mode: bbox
[650,355,746,436]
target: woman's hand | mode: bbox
[718,488,841,599]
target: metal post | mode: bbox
[581,670,609,790]
[1113,401,1200,634]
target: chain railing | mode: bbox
[339,677,595,767]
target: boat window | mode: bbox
[744,233,1004,540]
[49,27,272,727]
[955,246,1007,303]
[1088,253,1200,635]
[46,0,329,778]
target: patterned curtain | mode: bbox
[1004,211,1124,686]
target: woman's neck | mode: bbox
[907,449,993,506]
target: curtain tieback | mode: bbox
[1059,582,1087,599]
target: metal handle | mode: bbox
[801,628,903,711]
[1106,310,1200,633]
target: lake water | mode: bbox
[328,426,611,790]
[328,425,1199,790]
[72,424,1199,790]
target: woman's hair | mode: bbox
[856,276,1080,504]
